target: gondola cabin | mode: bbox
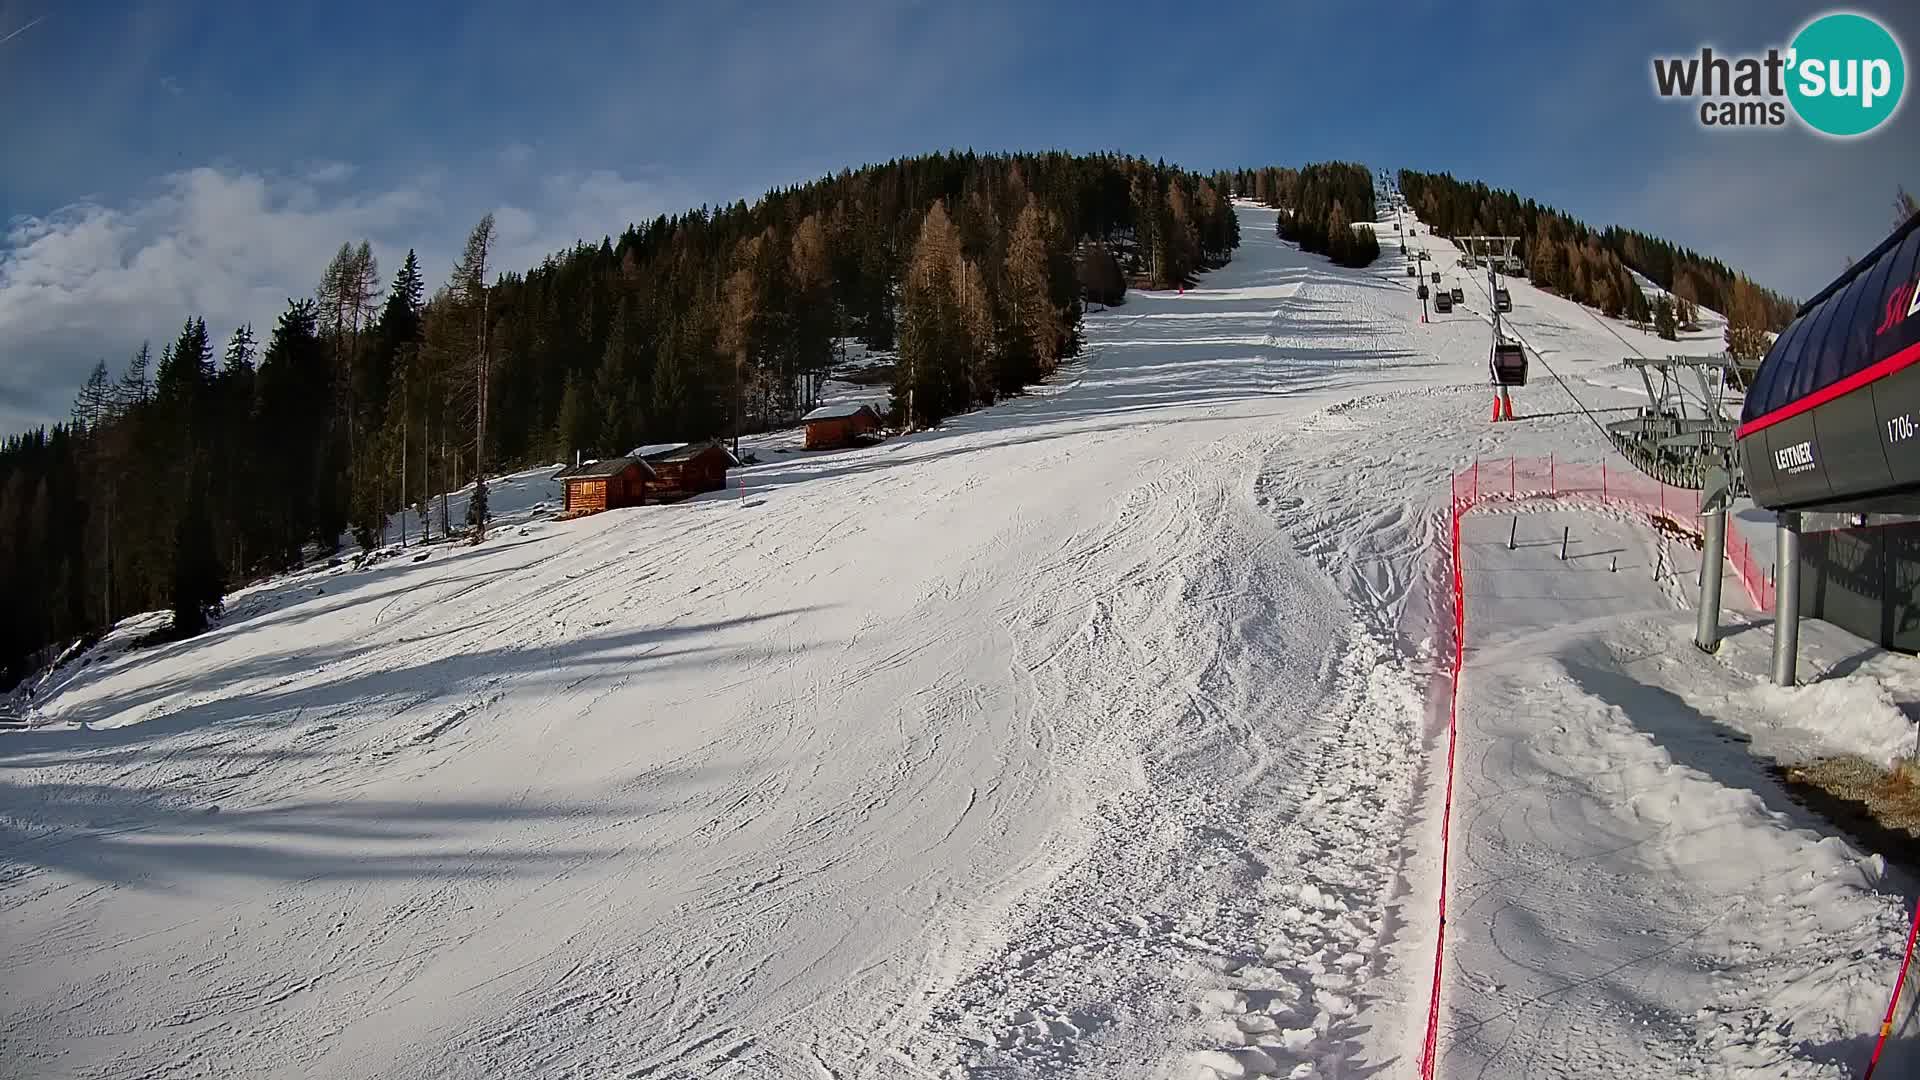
[1417,283,1430,300]
[553,457,653,516]
[1434,291,1453,313]
[1406,264,1418,277]
[1430,271,1441,284]
[1737,212,1920,514]
[1450,286,1465,304]
[1734,213,1920,651]
[1494,287,1513,312]
[1492,341,1528,386]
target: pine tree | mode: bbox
[593,298,633,452]
[466,474,489,537]
[452,214,496,539]
[224,323,257,373]
[1077,243,1126,307]
[169,481,224,636]
[651,324,692,435]
[1625,279,1652,326]
[1129,171,1162,281]
[1654,296,1678,341]
[551,372,594,461]
[1325,202,1354,266]
[370,251,426,539]
[256,299,330,567]
[1166,183,1200,283]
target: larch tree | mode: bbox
[1724,276,1774,364]
[788,214,835,411]
[1006,202,1065,386]
[896,200,968,427]
[71,361,113,433]
[719,235,763,453]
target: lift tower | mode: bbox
[1599,351,1746,654]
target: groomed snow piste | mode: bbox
[2,204,1913,1080]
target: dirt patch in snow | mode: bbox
[1774,755,1920,871]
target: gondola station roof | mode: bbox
[1737,213,1920,513]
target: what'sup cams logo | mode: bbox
[1652,11,1906,137]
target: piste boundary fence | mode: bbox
[1417,456,1913,1080]
[1449,455,1773,611]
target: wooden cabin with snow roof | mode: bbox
[552,457,652,516]
[631,441,739,501]
[802,403,883,450]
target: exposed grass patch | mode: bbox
[1774,755,1920,870]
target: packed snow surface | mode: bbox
[2,205,1912,1079]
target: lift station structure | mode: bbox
[1714,212,1920,682]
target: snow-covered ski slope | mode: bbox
[1446,506,1919,1078]
[2,205,1910,1080]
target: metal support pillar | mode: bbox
[1694,507,1726,653]
[1771,511,1801,686]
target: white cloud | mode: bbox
[306,161,357,185]
[0,160,690,432]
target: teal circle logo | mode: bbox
[1787,12,1905,137]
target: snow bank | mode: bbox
[1749,676,1920,770]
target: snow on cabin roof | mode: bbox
[632,441,742,466]
[553,456,651,480]
[802,402,880,421]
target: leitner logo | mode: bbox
[1775,442,1816,473]
[1878,269,1920,337]
[1652,12,1906,137]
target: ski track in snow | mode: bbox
[1,204,1911,1080]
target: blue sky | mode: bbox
[1,0,1916,432]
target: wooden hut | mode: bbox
[801,403,883,450]
[633,442,739,500]
[553,457,652,516]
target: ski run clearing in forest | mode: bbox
[2,203,1915,1080]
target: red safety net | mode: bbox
[1420,456,1790,1079]
[1443,456,1771,612]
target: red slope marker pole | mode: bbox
[1864,898,1920,1079]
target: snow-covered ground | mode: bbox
[2,203,1913,1080]
[1444,505,1918,1077]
